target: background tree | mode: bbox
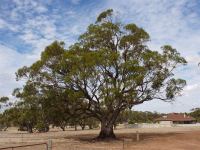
[85,117,99,130]
[190,108,200,122]
[77,115,100,130]
[0,97,12,131]
[127,111,161,124]
[0,97,10,110]
[114,110,161,126]
[16,9,187,139]
[12,86,49,133]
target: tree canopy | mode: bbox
[190,108,200,122]
[15,9,187,139]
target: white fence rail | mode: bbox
[174,123,200,127]
[125,123,200,128]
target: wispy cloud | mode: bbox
[70,0,81,5]
[0,44,35,97]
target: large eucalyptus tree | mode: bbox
[16,9,187,139]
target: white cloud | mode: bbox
[0,19,6,29]
[0,44,36,97]
[184,84,200,92]
[186,55,200,65]
[71,0,81,5]
[19,15,57,51]
[12,0,48,14]
[0,18,18,31]
[35,5,48,13]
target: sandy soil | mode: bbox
[0,126,200,150]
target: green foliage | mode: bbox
[190,108,200,122]
[77,116,100,130]
[0,107,19,131]
[0,97,9,103]
[128,111,161,124]
[35,121,49,132]
[96,9,113,23]
[114,110,161,125]
[0,97,12,110]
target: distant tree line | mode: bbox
[189,108,200,122]
[1,95,200,133]
[0,98,99,132]
[0,99,162,133]
[118,110,162,124]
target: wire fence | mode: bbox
[0,141,125,150]
[0,131,141,150]
[0,142,48,150]
[0,138,137,150]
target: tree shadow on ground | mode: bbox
[63,132,184,143]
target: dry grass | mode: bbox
[0,126,200,149]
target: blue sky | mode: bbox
[0,0,200,113]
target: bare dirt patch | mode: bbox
[0,127,200,149]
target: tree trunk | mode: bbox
[79,123,85,130]
[98,121,115,139]
[113,124,117,130]
[89,124,93,129]
[81,126,85,130]
[27,125,33,133]
[60,126,65,131]
[97,109,121,139]
[3,126,8,131]
[74,124,77,131]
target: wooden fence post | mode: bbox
[123,138,124,150]
[47,139,52,150]
[21,133,23,143]
[136,131,139,142]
